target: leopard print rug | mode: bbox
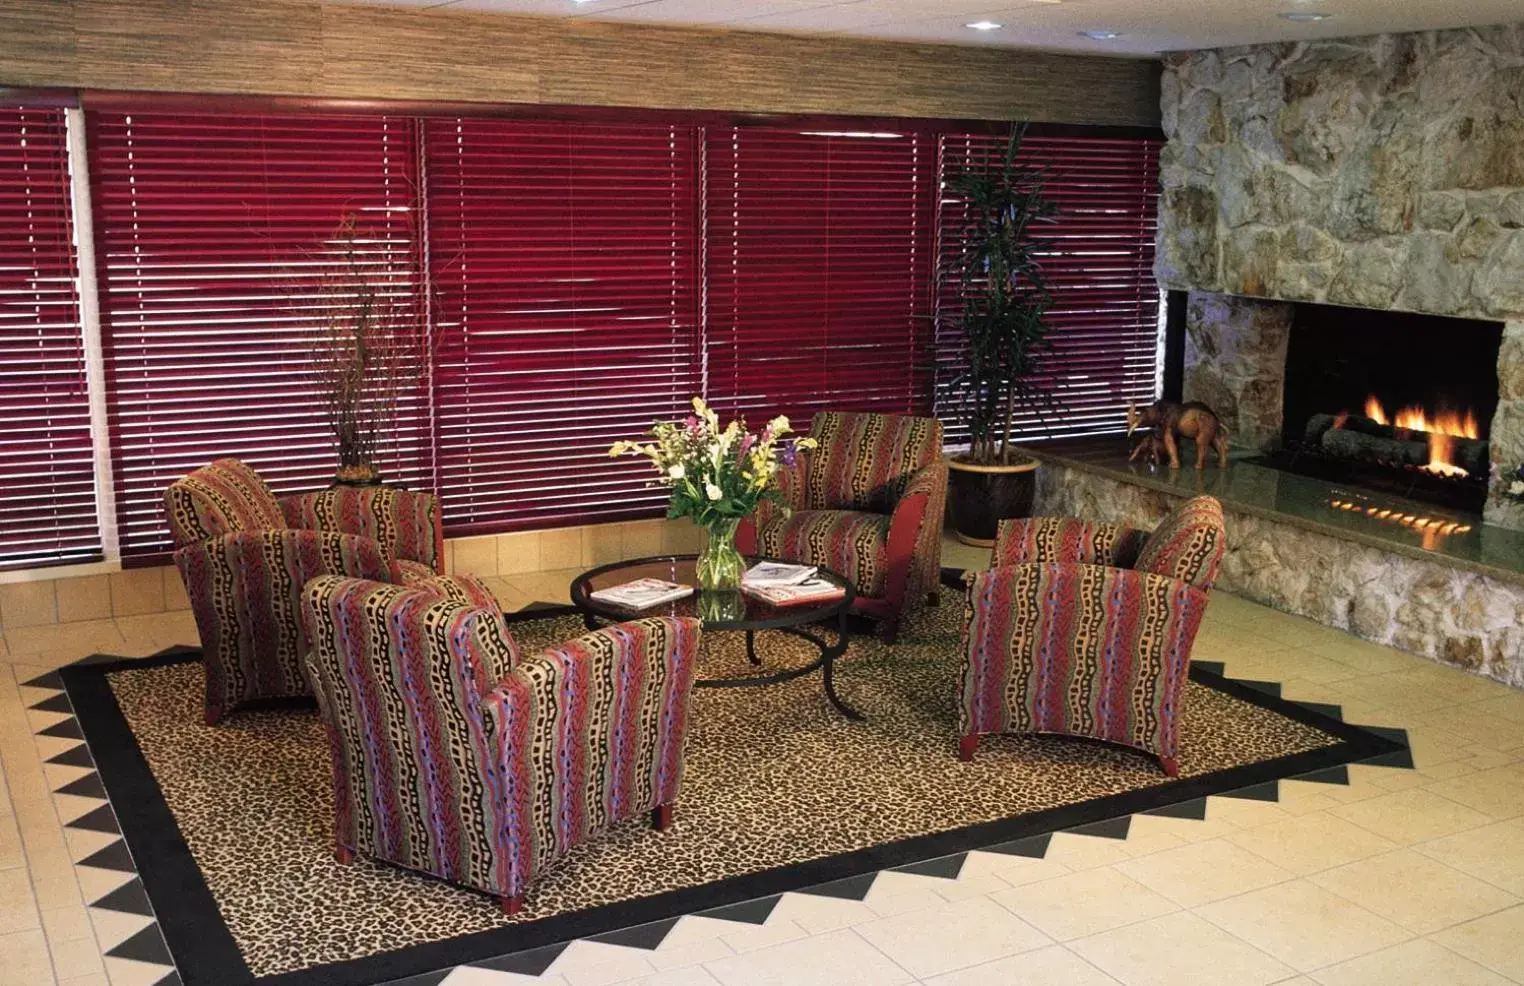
[105,603,1340,977]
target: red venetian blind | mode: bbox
[935,133,1163,443]
[424,118,701,534]
[704,127,935,426]
[89,111,426,559]
[0,107,100,570]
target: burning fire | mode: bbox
[1359,396,1479,477]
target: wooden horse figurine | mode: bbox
[1127,400,1230,470]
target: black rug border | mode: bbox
[59,609,1404,986]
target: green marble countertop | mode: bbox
[1027,439,1524,587]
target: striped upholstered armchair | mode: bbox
[957,496,1226,776]
[300,574,702,913]
[738,411,947,641]
[164,458,443,724]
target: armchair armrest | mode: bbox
[960,561,1209,764]
[738,453,808,554]
[879,459,949,621]
[480,616,702,891]
[176,529,399,714]
[280,486,444,573]
[991,517,1148,570]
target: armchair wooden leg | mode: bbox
[958,735,979,762]
[334,843,355,865]
[1159,755,1180,778]
[880,619,901,645]
[927,590,941,607]
[652,803,674,831]
[498,894,524,916]
[204,703,225,727]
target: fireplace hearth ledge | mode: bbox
[1029,440,1524,687]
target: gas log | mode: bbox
[1304,414,1488,475]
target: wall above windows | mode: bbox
[0,94,1161,570]
[0,0,1160,127]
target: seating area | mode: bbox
[3,5,1524,986]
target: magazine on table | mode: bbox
[741,577,845,607]
[742,561,819,587]
[589,578,694,611]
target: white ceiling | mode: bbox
[342,0,1524,55]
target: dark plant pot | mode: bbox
[946,455,1038,547]
[333,462,381,487]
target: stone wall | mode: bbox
[1156,23,1524,524]
[1184,293,1293,449]
[1036,463,1524,686]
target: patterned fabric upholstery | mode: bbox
[300,575,702,904]
[164,459,445,723]
[164,458,286,546]
[993,517,1148,570]
[176,530,396,720]
[958,562,1211,770]
[1134,496,1227,590]
[396,559,438,584]
[804,411,942,513]
[758,510,892,597]
[280,486,443,573]
[749,411,946,636]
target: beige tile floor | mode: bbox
[4,534,1524,985]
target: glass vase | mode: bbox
[695,517,745,591]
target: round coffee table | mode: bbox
[570,555,862,721]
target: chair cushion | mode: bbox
[1134,496,1226,590]
[164,458,286,546]
[757,509,891,597]
[396,559,438,584]
[805,412,942,513]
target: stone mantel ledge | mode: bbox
[1027,441,1524,684]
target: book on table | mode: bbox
[589,578,694,610]
[740,578,845,607]
[742,561,818,587]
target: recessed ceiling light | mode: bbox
[1278,10,1332,20]
[1080,30,1122,40]
[966,20,1003,31]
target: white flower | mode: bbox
[667,464,685,480]
[705,482,724,501]
[1510,480,1524,496]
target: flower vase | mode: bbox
[695,518,745,591]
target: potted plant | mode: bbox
[941,125,1057,546]
[301,214,429,486]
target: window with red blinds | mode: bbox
[704,128,934,426]
[0,107,99,570]
[424,118,701,534]
[89,111,426,558]
[935,133,1163,443]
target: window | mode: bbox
[934,132,1163,443]
[0,106,98,570]
[0,100,1165,571]
[424,118,701,534]
[88,111,425,559]
[704,127,934,426]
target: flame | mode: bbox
[1360,395,1479,477]
[1425,432,1469,478]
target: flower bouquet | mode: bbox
[610,398,816,590]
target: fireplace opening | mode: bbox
[1260,302,1503,514]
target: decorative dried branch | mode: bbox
[296,212,430,483]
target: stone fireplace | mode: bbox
[1189,293,1505,514]
[1155,23,1524,530]
[1029,22,1524,685]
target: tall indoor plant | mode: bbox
[942,125,1057,545]
[300,214,429,485]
